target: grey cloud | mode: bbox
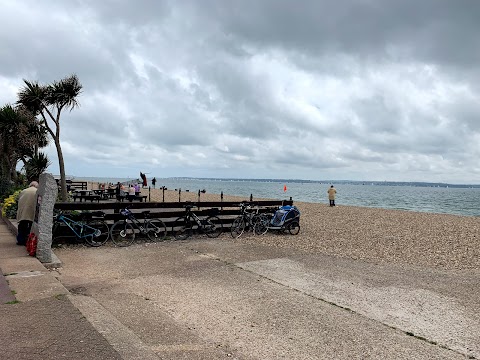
[193,0,480,66]
[1,0,480,183]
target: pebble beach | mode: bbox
[92,183,480,271]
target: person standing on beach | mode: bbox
[16,181,39,245]
[152,177,156,189]
[327,185,337,207]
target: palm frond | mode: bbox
[25,152,51,181]
[47,74,82,110]
[17,80,47,114]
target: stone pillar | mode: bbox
[31,173,58,263]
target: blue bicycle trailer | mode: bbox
[267,205,301,235]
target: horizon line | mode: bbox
[59,175,480,187]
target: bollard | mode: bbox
[250,194,253,202]
[179,188,181,202]
[148,186,151,202]
[162,186,165,202]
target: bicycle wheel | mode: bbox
[146,219,167,242]
[52,222,79,244]
[172,217,193,240]
[85,220,110,247]
[254,214,270,235]
[230,216,246,238]
[287,221,300,235]
[52,222,60,238]
[205,216,223,238]
[110,221,135,247]
[251,214,263,232]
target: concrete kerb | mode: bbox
[0,266,16,303]
[1,216,62,269]
[1,216,66,303]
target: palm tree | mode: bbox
[0,105,27,182]
[0,105,15,182]
[24,152,51,182]
[20,106,49,158]
[17,74,82,201]
[0,104,50,184]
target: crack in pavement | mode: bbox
[194,249,479,359]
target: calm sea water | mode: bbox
[76,177,480,217]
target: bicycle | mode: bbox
[253,212,274,235]
[172,204,223,240]
[230,202,264,238]
[109,207,167,247]
[52,210,110,247]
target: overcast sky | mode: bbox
[1,0,480,184]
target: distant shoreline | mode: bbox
[72,177,480,217]
[81,180,479,219]
[69,176,480,189]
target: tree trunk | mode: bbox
[55,137,68,201]
[9,163,17,183]
[0,160,10,182]
[3,157,13,183]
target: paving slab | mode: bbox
[6,270,69,302]
[237,257,480,359]
[0,257,48,273]
[0,295,121,360]
[0,266,16,303]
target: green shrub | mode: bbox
[1,190,21,218]
[0,178,14,203]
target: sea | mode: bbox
[74,177,480,217]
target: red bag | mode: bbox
[26,233,38,256]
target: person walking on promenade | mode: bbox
[16,181,39,245]
[152,177,156,189]
[327,185,337,207]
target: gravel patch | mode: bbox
[90,185,480,270]
[238,202,480,271]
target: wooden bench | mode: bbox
[118,195,147,202]
[73,195,101,203]
[93,190,110,200]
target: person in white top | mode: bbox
[128,184,136,202]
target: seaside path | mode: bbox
[47,237,480,359]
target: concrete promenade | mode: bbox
[1,219,479,359]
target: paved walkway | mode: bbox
[0,221,121,359]
[1,219,479,359]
